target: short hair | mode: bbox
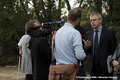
[25,20,40,36]
[90,13,102,19]
[68,7,83,22]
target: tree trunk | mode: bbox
[93,0,102,14]
[65,0,71,11]
[33,0,41,21]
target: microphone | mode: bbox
[54,21,64,24]
[42,20,64,25]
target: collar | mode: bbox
[94,25,102,32]
[64,23,75,29]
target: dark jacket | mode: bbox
[29,30,52,80]
[85,26,117,74]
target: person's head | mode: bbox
[90,13,102,29]
[67,7,83,27]
[25,20,40,36]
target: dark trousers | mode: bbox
[91,62,113,80]
[117,74,120,80]
[25,74,33,80]
[78,66,86,80]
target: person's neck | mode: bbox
[67,21,76,28]
[95,24,102,30]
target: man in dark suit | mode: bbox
[83,13,117,80]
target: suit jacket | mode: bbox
[112,44,120,62]
[85,26,117,74]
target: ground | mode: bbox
[0,66,25,80]
[0,65,117,80]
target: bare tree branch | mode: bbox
[65,0,71,11]
[28,1,34,7]
[20,0,28,15]
[32,0,40,21]
[57,0,62,20]
[40,0,46,21]
[79,0,84,7]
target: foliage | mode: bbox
[0,0,120,65]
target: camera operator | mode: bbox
[28,21,52,80]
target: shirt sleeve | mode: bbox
[112,46,120,60]
[72,31,86,60]
[18,35,25,47]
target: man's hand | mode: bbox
[112,60,119,67]
[112,60,119,72]
[83,39,92,48]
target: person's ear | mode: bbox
[99,18,102,24]
[76,18,80,23]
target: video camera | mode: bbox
[30,20,64,31]
[30,20,64,38]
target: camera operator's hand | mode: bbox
[39,27,43,30]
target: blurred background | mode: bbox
[0,0,120,70]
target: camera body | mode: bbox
[31,21,63,35]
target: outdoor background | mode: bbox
[0,0,120,73]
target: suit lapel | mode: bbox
[98,27,106,49]
[91,30,94,48]
[89,29,94,50]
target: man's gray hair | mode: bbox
[90,13,102,19]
